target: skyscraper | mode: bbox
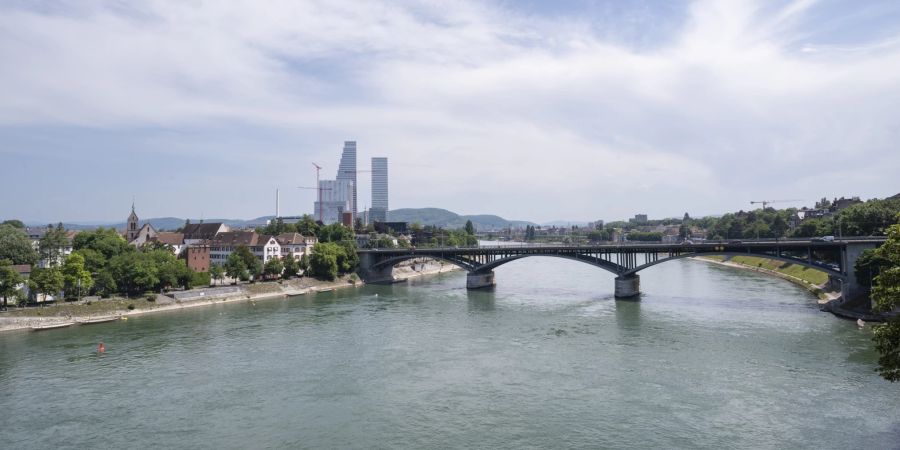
[314,179,354,224]
[336,141,357,220]
[370,157,388,223]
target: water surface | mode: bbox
[2,258,897,449]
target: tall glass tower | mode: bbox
[336,141,357,220]
[371,157,388,223]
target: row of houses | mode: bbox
[129,216,317,272]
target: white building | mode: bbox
[276,233,316,260]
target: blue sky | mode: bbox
[2,0,899,223]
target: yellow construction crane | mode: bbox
[749,199,803,209]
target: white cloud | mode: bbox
[1,0,899,222]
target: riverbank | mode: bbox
[695,256,834,302]
[0,258,460,333]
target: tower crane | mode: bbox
[749,199,803,210]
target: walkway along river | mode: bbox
[1,257,899,449]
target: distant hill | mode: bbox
[23,216,275,231]
[387,208,535,231]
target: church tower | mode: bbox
[126,203,140,242]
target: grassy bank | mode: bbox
[701,255,829,285]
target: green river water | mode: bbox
[1,257,898,449]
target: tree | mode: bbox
[225,252,249,283]
[317,223,354,243]
[308,243,339,280]
[0,224,39,265]
[210,264,225,286]
[28,267,63,302]
[282,254,299,279]
[465,220,475,236]
[232,246,263,281]
[296,215,320,237]
[107,252,159,296]
[93,269,117,297]
[38,223,69,268]
[73,227,131,260]
[298,253,309,276]
[264,257,284,280]
[771,214,788,238]
[61,253,93,300]
[0,263,23,310]
[2,219,25,228]
[871,213,900,381]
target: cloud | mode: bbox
[1,0,899,222]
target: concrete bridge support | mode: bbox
[357,252,395,284]
[467,271,496,289]
[614,275,640,298]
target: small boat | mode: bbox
[31,322,75,331]
[857,319,866,328]
[77,317,119,325]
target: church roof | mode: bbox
[153,232,184,246]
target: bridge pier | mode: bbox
[356,252,395,284]
[614,275,640,298]
[467,271,495,289]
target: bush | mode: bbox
[145,294,156,302]
[127,303,135,310]
[191,271,211,288]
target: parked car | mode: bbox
[811,236,835,242]
[728,240,742,244]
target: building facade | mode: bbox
[314,179,354,224]
[370,156,388,223]
[336,141,357,220]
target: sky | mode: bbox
[2,0,899,224]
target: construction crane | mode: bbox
[297,163,331,223]
[749,199,803,210]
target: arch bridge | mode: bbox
[357,239,884,298]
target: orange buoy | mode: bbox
[98,342,105,354]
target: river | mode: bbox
[1,257,898,449]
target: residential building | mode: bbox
[336,141,358,220]
[208,231,284,266]
[183,222,230,245]
[275,232,316,260]
[371,156,388,223]
[152,232,185,255]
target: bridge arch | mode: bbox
[371,254,479,272]
[622,252,844,278]
[474,253,623,275]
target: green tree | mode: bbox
[38,223,69,268]
[28,267,64,302]
[282,254,299,279]
[93,269,117,297]
[771,214,788,238]
[225,252,249,283]
[0,224,39,265]
[871,213,900,381]
[73,248,105,274]
[317,223,354,243]
[2,219,25,228]
[296,215,320,237]
[298,253,310,276]
[73,227,132,260]
[107,252,159,296]
[210,264,225,285]
[0,263,23,310]
[465,220,475,236]
[61,253,93,300]
[264,257,284,280]
[308,243,340,280]
[232,246,262,281]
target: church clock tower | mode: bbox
[126,203,140,242]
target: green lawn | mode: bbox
[700,255,829,285]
